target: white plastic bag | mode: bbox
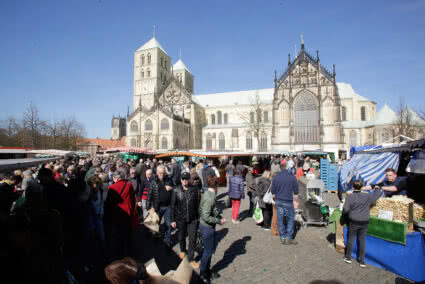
[263,184,273,204]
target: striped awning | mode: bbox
[339,152,400,191]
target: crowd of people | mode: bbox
[0,153,316,283]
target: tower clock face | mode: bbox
[165,88,181,104]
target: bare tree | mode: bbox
[59,117,86,150]
[239,91,268,151]
[22,102,45,148]
[393,98,416,142]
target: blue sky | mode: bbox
[1,0,425,138]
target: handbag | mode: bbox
[252,201,263,224]
[263,183,273,204]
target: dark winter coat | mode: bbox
[255,177,271,208]
[146,176,172,212]
[170,185,200,223]
[228,176,245,200]
[245,173,256,193]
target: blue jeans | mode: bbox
[275,200,295,240]
[199,224,216,272]
[158,206,172,245]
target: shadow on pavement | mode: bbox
[132,225,202,284]
[238,209,251,221]
[394,277,415,284]
[212,236,251,272]
[326,233,336,244]
[216,228,229,245]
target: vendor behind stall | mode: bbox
[362,168,407,197]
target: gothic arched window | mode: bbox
[246,132,253,150]
[161,118,169,130]
[260,132,267,151]
[349,130,358,146]
[231,128,239,149]
[145,119,153,131]
[361,106,366,121]
[141,54,145,65]
[206,134,212,149]
[147,53,151,64]
[161,137,168,149]
[217,111,222,124]
[342,106,347,121]
[224,113,228,124]
[294,91,320,143]
[264,111,269,123]
[141,69,144,78]
[130,121,138,134]
[161,57,163,67]
[219,132,225,150]
[250,112,255,123]
[211,114,215,125]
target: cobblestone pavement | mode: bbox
[181,186,413,284]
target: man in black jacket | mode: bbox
[170,172,201,268]
[147,165,173,246]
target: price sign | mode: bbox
[378,209,393,221]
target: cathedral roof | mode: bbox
[194,88,274,107]
[137,37,168,55]
[337,83,371,102]
[277,46,334,88]
[370,104,397,126]
[173,59,192,74]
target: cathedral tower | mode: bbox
[133,36,171,110]
[173,57,194,93]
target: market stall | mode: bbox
[335,139,425,282]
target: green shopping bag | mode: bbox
[253,202,263,224]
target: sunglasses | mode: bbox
[181,177,190,181]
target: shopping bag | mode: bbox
[144,208,160,233]
[252,202,263,224]
[263,184,273,204]
[225,197,232,208]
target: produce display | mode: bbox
[414,203,425,220]
[370,196,414,223]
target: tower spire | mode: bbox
[301,33,305,50]
[288,53,291,65]
[294,45,297,58]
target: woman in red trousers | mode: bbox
[228,169,245,224]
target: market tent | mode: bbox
[339,152,399,191]
[349,145,382,157]
[406,149,425,174]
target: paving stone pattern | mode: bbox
[185,187,413,284]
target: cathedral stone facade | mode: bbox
[117,36,425,159]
